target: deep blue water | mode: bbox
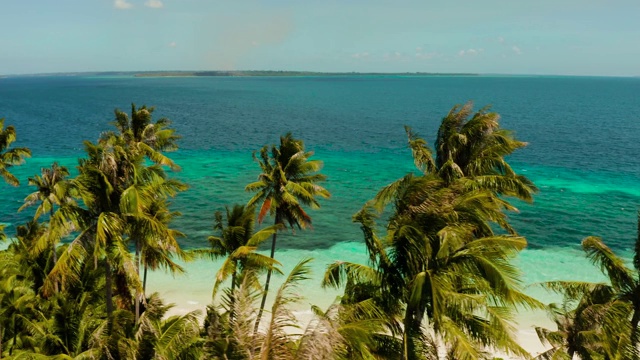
[1,75,639,253]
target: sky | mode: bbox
[0,0,639,76]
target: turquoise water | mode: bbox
[1,75,639,307]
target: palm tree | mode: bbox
[329,196,540,359]
[108,104,184,323]
[0,118,31,186]
[405,101,537,202]
[126,167,188,323]
[109,103,180,169]
[538,213,640,359]
[194,204,281,301]
[19,163,74,293]
[49,130,187,328]
[48,138,142,327]
[534,286,633,360]
[0,275,36,357]
[135,293,203,360]
[245,133,330,332]
[325,104,541,359]
[137,198,188,296]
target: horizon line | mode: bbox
[1,69,638,79]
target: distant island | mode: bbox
[134,70,479,77]
[2,70,480,78]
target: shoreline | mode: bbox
[145,242,613,358]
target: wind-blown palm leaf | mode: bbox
[246,134,330,332]
[0,118,31,186]
[259,258,312,360]
[582,236,635,293]
[152,310,202,360]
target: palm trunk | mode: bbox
[402,308,415,360]
[135,240,141,324]
[143,265,148,295]
[10,317,16,356]
[254,215,280,334]
[50,209,59,294]
[230,265,237,321]
[631,306,640,359]
[105,260,114,333]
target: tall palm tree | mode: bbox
[19,163,72,221]
[49,123,186,327]
[19,163,74,293]
[0,118,31,187]
[330,192,540,359]
[48,138,159,327]
[108,104,184,323]
[325,104,540,359]
[126,166,187,323]
[245,133,330,332]
[195,204,281,301]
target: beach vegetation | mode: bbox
[0,103,638,359]
[245,133,331,332]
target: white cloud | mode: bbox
[351,52,370,59]
[512,46,522,55]
[498,36,505,44]
[145,0,164,8]
[168,42,177,47]
[458,48,483,57]
[114,0,133,9]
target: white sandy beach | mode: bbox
[146,243,614,358]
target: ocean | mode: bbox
[1,75,639,315]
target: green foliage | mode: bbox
[0,118,31,186]
[246,133,331,332]
[535,213,640,359]
[2,102,638,360]
[326,102,540,359]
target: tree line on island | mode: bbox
[0,103,638,359]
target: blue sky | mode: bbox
[1,0,638,76]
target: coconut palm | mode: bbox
[126,167,188,323]
[0,275,37,357]
[405,101,537,203]
[325,104,541,359]
[582,232,640,350]
[0,225,42,358]
[245,133,330,332]
[48,138,142,326]
[137,198,188,296]
[328,197,539,359]
[19,163,75,293]
[538,214,640,359]
[194,204,281,301]
[109,103,180,169]
[534,277,636,360]
[107,104,184,322]
[19,163,72,221]
[0,118,31,186]
[135,293,203,360]
[49,130,188,327]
